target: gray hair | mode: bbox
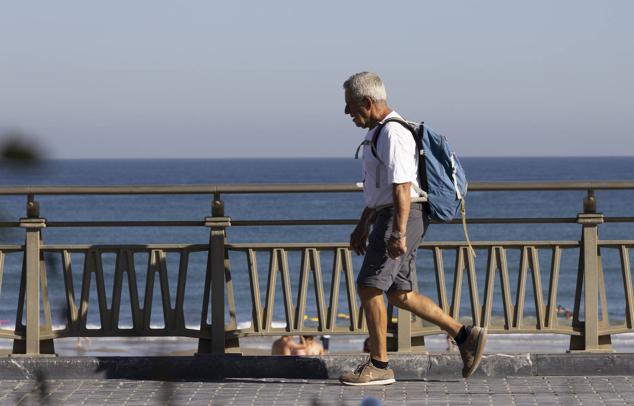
[343,72,387,103]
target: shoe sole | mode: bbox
[463,327,487,379]
[340,378,396,386]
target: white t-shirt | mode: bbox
[361,111,421,208]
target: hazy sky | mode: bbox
[1,1,632,158]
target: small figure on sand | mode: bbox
[271,335,305,355]
[293,335,324,356]
[74,336,92,354]
[557,304,573,320]
[272,335,325,356]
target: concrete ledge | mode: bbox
[2,353,634,380]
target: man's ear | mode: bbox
[361,96,373,110]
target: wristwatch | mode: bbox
[390,231,404,240]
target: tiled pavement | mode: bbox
[2,376,634,405]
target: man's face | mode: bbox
[344,90,372,129]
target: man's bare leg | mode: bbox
[387,290,462,336]
[358,285,388,362]
[388,289,487,378]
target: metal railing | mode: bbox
[0,181,633,355]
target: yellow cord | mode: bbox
[460,199,476,258]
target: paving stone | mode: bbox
[1,376,634,405]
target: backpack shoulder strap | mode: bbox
[371,118,430,196]
[370,117,418,161]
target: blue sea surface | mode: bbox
[0,157,633,331]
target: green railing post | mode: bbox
[569,190,613,352]
[390,270,425,353]
[395,307,412,352]
[16,195,46,355]
[198,194,231,354]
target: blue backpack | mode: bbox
[371,118,475,253]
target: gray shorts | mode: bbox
[357,203,428,292]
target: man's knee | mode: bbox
[387,290,413,307]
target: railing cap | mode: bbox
[2,181,634,196]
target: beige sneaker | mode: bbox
[339,360,395,386]
[458,326,487,378]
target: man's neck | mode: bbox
[368,103,392,129]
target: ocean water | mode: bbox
[1,157,634,337]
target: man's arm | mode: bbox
[350,206,375,255]
[288,337,307,351]
[388,182,411,259]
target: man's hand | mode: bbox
[350,223,369,255]
[387,236,407,259]
[350,207,375,256]
[389,182,411,259]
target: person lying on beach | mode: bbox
[271,335,306,355]
[75,336,92,348]
[292,335,324,356]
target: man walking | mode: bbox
[339,72,486,386]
